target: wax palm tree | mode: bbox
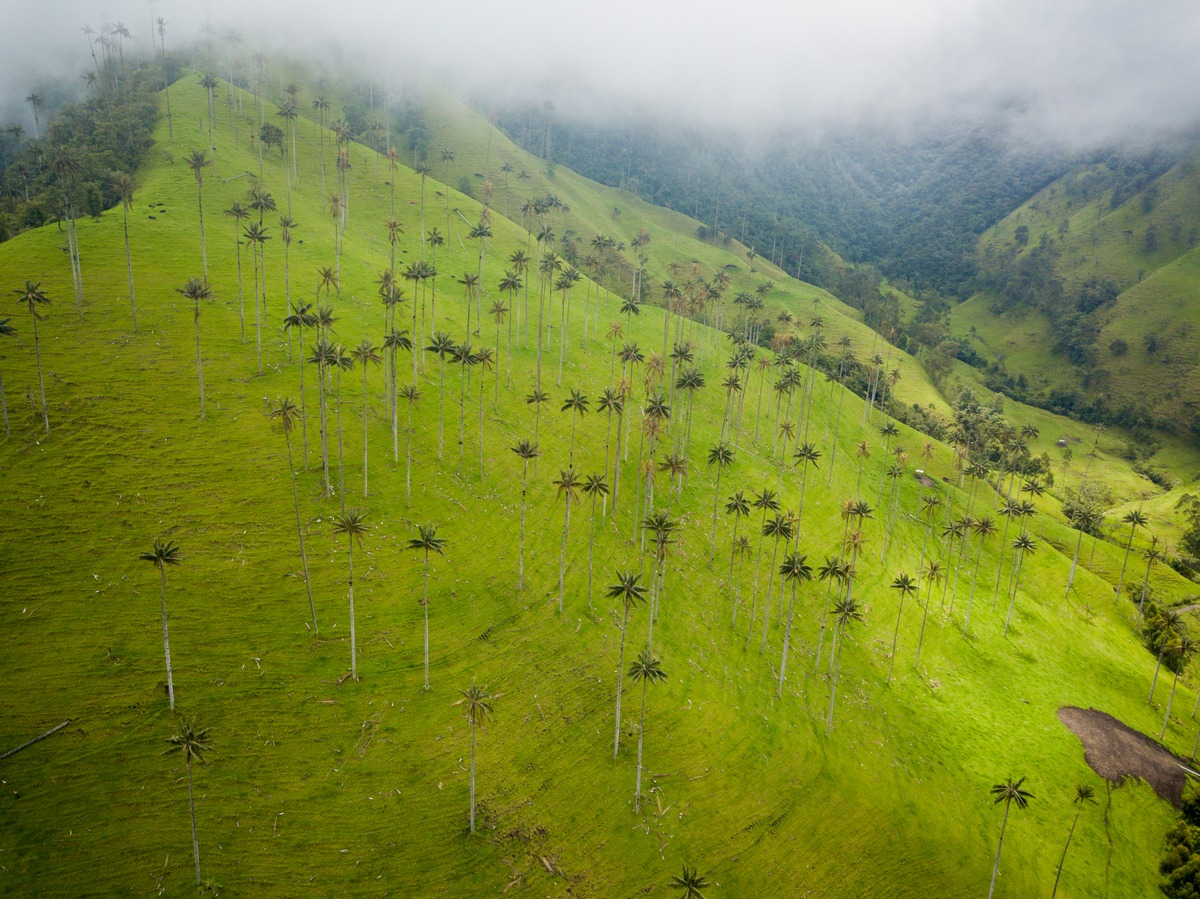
[175,279,212,419]
[608,570,648,759]
[988,777,1034,899]
[224,201,250,341]
[243,221,270,372]
[670,865,710,899]
[1003,533,1037,637]
[813,557,850,674]
[1115,507,1148,604]
[629,649,667,810]
[757,512,795,652]
[271,398,317,633]
[746,488,781,636]
[792,442,822,523]
[408,523,447,691]
[186,150,211,278]
[887,572,916,684]
[279,216,298,353]
[778,552,813,697]
[707,442,735,558]
[554,469,582,612]
[166,719,211,887]
[582,474,609,609]
[426,332,456,458]
[1138,536,1164,620]
[385,328,413,463]
[1050,785,1097,898]
[454,683,494,835]
[140,538,182,709]
[510,439,540,589]
[331,508,368,681]
[561,388,590,465]
[725,490,751,623]
[826,595,864,736]
[964,514,997,635]
[1161,633,1196,739]
[1149,608,1185,704]
[351,340,381,496]
[526,387,550,475]
[914,559,944,670]
[387,379,413,500]
[13,280,51,434]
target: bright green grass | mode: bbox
[959,150,1200,428]
[0,72,1192,898]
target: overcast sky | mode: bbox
[5,0,1200,145]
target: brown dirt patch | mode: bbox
[1058,706,1193,806]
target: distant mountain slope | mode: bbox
[957,147,1200,434]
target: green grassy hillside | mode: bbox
[953,150,1200,432]
[0,69,1196,898]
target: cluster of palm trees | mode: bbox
[20,61,1182,893]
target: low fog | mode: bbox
[5,0,1200,146]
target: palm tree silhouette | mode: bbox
[757,512,795,652]
[1115,507,1148,604]
[608,570,648,759]
[399,384,419,502]
[964,515,996,635]
[140,538,182,709]
[175,279,212,419]
[167,719,211,886]
[408,523,447,691]
[887,572,916,684]
[271,398,317,633]
[988,777,1034,899]
[426,332,456,458]
[331,507,369,679]
[510,439,540,589]
[669,864,710,899]
[725,491,752,623]
[13,280,51,434]
[707,442,734,558]
[826,595,864,736]
[777,552,813,697]
[454,683,494,834]
[581,474,609,608]
[628,648,667,810]
[1050,784,1097,898]
[186,151,211,279]
[224,201,250,341]
[554,469,582,613]
[1161,633,1196,739]
[561,388,590,465]
[1003,533,1037,637]
[351,340,381,496]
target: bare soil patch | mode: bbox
[1058,706,1192,806]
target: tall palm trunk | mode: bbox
[422,552,432,691]
[346,533,357,680]
[634,673,650,809]
[362,365,370,496]
[159,567,175,709]
[1050,803,1084,899]
[987,801,1013,899]
[192,300,205,421]
[558,496,572,612]
[31,314,49,434]
[186,757,201,885]
[468,720,478,834]
[613,606,631,758]
[825,619,845,736]
[285,430,317,633]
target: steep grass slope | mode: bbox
[0,72,1193,898]
[954,150,1200,431]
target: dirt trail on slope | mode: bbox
[1058,706,1192,806]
